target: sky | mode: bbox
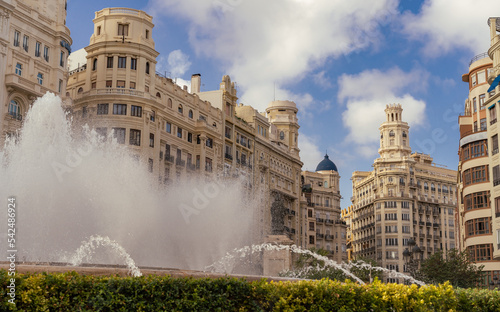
[66,0,500,209]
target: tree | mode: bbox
[349,257,383,283]
[416,249,483,288]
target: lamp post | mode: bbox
[403,238,423,280]
[489,276,500,290]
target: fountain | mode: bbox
[0,92,425,285]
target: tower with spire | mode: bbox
[378,104,412,159]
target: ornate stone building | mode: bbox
[301,154,347,263]
[351,104,457,283]
[0,0,71,145]
[456,17,500,287]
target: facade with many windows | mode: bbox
[457,18,500,287]
[351,104,457,283]
[65,8,307,247]
[0,0,71,145]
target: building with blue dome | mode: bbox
[315,153,338,172]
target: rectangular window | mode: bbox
[106,80,112,88]
[13,30,19,46]
[43,46,49,61]
[23,35,28,52]
[15,63,22,76]
[59,79,63,93]
[205,157,212,172]
[188,132,193,143]
[472,74,477,86]
[468,244,493,262]
[97,26,101,35]
[130,105,142,117]
[150,110,155,122]
[465,191,490,211]
[149,133,154,148]
[82,106,88,118]
[166,122,171,133]
[129,129,141,146]
[116,80,125,88]
[490,105,497,125]
[112,128,126,144]
[35,41,41,57]
[107,56,113,68]
[473,97,477,112]
[493,135,499,155]
[479,94,486,108]
[145,29,149,39]
[97,104,109,115]
[402,226,410,233]
[496,197,500,218]
[480,118,487,131]
[206,137,213,148]
[91,82,96,89]
[118,24,129,36]
[130,81,136,89]
[131,58,137,70]
[478,71,486,84]
[37,72,43,85]
[148,158,153,173]
[493,165,500,186]
[177,127,182,138]
[113,104,127,115]
[96,127,107,138]
[118,57,126,68]
[463,165,489,186]
[60,51,65,67]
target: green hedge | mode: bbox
[1,270,499,311]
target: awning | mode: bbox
[488,103,496,110]
[488,75,500,92]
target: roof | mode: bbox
[315,154,338,172]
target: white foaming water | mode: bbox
[0,93,254,270]
[207,243,426,285]
[67,235,142,277]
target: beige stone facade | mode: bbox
[341,205,353,261]
[351,104,457,283]
[0,0,71,145]
[65,8,305,248]
[301,162,347,263]
[456,17,500,287]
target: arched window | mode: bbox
[145,62,150,74]
[188,109,193,119]
[178,104,183,114]
[78,87,83,93]
[167,98,172,108]
[279,131,284,140]
[156,92,161,98]
[389,130,395,137]
[431,183,435,191]
[8,100,20,118]
[424,182,428,190]
[92,58,97,71]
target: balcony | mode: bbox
[187,163,196,171]
[325,219,334,225]
[325,234,334,240]
[316,218,324,224]
[176,159,185,167]
[7,112,22,121]
[224,153,233,160]
[316,233,324,239]
[165,155,174,163]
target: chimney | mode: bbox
[191,73,201,93]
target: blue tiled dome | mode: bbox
[315,154,338,172]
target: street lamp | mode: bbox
[489,276,500,290]
[403,238,423,279]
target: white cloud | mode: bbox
[148,0,399,112]
[68,48,87,71]
[338,67,428,153]
[401,0,500,55]
[167,50,192,77]
[312,71,333,89]
[298,133,323,172]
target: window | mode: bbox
[156,92,161,98]
[279,131,284,140]
[490,105,497,125]
[177,127,182,138]
[472,74,477,87]
[37,73,43,85]
[496,197,500,218]
[131,58,137,70]
[113,104,127,115]
[386,251,398,260]
[473,97,477,112]
[129,129,141,146]
[59,79,63,93]
[178,105,183,114]
[112,128,126,144]
[402,213,410,221]
[188,110,193,119]
[149,133,154,148]
[13,30,19,46]
[468,244,493,262]
[97,104,109,115]
[82,106,88,118]
[389,130,395,137]
[150,110,155,122]
[148,159,153,173]
[130,105,142,117]
[35,42,41,57]
[43,46,49,61]
[205,157,212,172]
[118,57,126,68]
[92,58,97,70]
[145,62,150,74]
[166,122,171,133]
[206,137,213,148]
[118,23,129,36]
[188,132,192,143]
[96,26,101,35]
[493,135,498,155]
[130,82,136,89]
[23,35,28,52]
[107,56,113,68]
[116,80,125,88]
[480,118,487,131]
[461,140,487,161]
[15,63,22,76]
[402,225,410,233]
[478,71,486,84]
[493,165,500,186]
[463,165,489,186]
[60,51,65,67]
[386,238,398,246]
[95,127,107,138]
[77,87,83,94]
[385,213,398,220]
[167,98,173,108]
[464,191,490,211]
[8,100,20,118]
[385,225,398,233]
[106,80,112,88]
[479,94,486,108]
